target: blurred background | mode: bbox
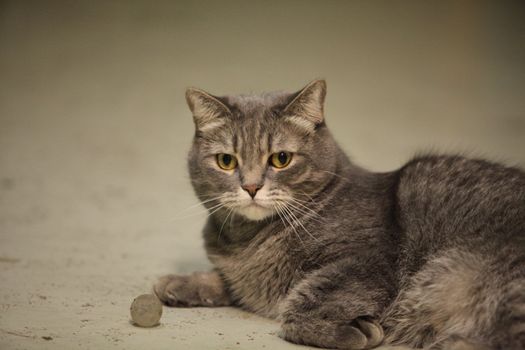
[1,1,524,349]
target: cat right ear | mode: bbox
[185,88,231,132]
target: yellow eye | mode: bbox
[270,152,292,168]
[217,153,238,170]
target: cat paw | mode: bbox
[281,316,384,350]
[153,272,230,307]
[344,317,384,349]
[154,274,200,306]
[323,317,383,349]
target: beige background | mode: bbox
[1,1,524,349]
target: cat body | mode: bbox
[203,157,398,319]
[155,81,525,350]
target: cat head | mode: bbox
[186,80,339,221]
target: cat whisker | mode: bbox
[171,194,231,220]
[189,200,238,222]
[271,196,324,222]
[170,202,225,221]
[272,203,288,232]
[297,190,320,206]
[279,201,321,243]
[274,202,305,246]
[204,203,230,219]
[188,194,230,208]
[218,206,235,242]
[283,202,325,225]
[320,170,351,182]
[277,202,302,237]
[229,209,236,231]
[287,198,323,219]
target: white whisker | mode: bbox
[287,198,323,219]
[170,193,232,220]
[282,202,321,243]
[279,202,317,243]
[320,170,351,182]
[284,202,325,225]
[184,194,230,209]
[170,201,227,221]
[218,206,235,242]
[275,201,304,245]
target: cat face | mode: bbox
[187,80,337,221]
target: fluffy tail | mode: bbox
[492,278,525,350]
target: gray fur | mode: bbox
[155,80,525,350]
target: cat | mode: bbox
[154,80,525,350]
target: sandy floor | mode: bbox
[1,1,524,349]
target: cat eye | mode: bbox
[270,152,292,169]
[216,153,238,170]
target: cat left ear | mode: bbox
[283,79,326,132]
[185,88,231,132]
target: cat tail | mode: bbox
[492,277,525,350]
[423,277,525,350]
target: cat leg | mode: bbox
[279,258,396,349]
[154,271,231,307]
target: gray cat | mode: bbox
[154,80,525,350]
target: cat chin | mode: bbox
[235,204,273,221]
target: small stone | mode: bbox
[130,294,162,327]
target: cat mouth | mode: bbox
[247,201,267,208]
[235,201,274,221]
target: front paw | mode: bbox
[341,317,384,349]
[154,274,204,306]
[154,272,230,307]
[281,316,384,350]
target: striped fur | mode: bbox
[155,80,525,350]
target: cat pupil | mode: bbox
[223,154,231,165]
[278,152,287,164]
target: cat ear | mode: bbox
[185,88,231,132]
[283,79,326,132]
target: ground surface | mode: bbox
[1,1,524,349]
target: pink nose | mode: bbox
[242,184,262,199]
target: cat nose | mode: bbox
[242,184,262,199]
